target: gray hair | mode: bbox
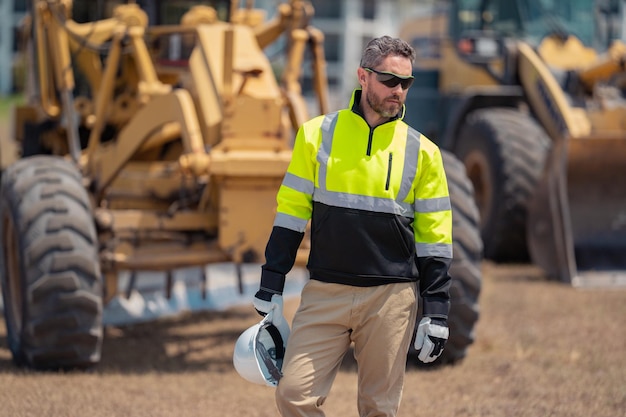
[359,36,416,69]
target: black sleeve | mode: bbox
[416,256,452,320]
[259,226,305,294]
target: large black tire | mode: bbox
[454,108,550,262]
[0,155,103,369]
[409,150,483,366]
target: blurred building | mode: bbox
[0,0,427,98]
[0,0,27,95]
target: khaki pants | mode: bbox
[276,279,418,417]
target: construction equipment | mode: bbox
[0,0,481,370]
[0,0,329,370]
[402,0,626,287]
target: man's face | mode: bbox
[359,55,413,119]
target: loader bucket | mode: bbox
[527,135,626,288]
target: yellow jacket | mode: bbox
[261,90,452,319]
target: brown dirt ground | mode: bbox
[0,262,624,417]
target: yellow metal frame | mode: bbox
[11,0,330,302]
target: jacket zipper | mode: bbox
[385,152,393,190]
[366,125,393,190]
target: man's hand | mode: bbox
[253,289,283,317]
[414,317,449,363]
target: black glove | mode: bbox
[253,288,283,317]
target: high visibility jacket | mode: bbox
[261,90,452,319]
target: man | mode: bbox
[254,35,453,417]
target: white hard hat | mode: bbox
[233,307,290,387]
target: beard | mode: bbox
[366,89,403,119]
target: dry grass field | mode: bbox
[0,262,624,417]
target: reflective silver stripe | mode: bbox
[317,112,339,191]
[313,189,413,217]
[415,242,453,258]
[314,112,418,218]
[414,196,452,213]
[397,128,421,202]
[274,212,309,232]
[282,172,314,195]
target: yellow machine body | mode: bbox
[402,0,626,287]
[8,0,328,300]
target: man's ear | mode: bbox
[357,67,367,87]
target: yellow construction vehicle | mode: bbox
[0,0,482,369]
[0,0,330,370]
[402,0,626,287]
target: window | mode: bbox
[362,0,376,20]
[324,33,341,62]
[15,0,27,13]
[313,0,342,19]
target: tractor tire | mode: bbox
[0,155,102,370]
[408,150,483,366]
[454,108,550,262]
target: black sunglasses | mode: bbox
[363,67,415,90]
